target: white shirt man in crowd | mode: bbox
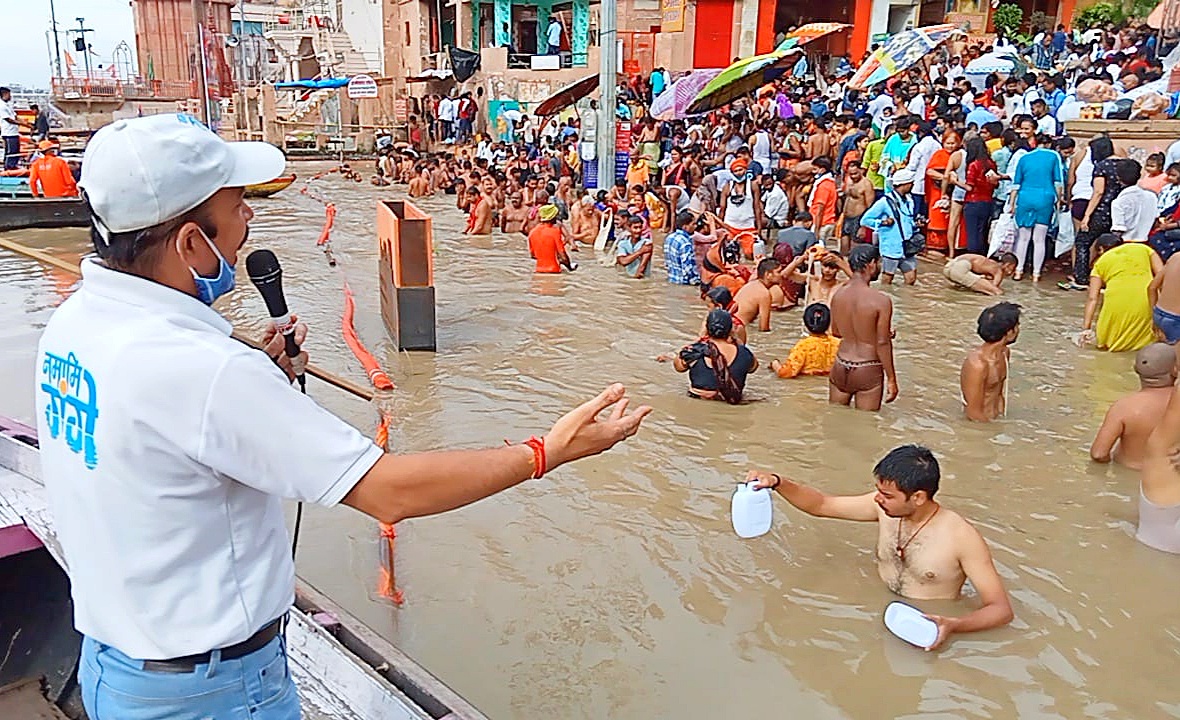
[1111,159,1160,241]
[437,92,457,141]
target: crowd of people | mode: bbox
[369,17,1180,647]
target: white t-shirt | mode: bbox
[547,20,562,46]
[438,97,456,122]
[36,260,383,659]
[0,99,18,137]
[1111,186,1160,240]
[905,135,941,196]
[1036,114,1059,136]
[907,94,927,117]
[867,94,894,126]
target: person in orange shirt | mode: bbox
[527,204,575,273]
[29,141,79,198]
[771,303,841,378]
[808,156,839,244]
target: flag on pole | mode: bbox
[64,51,76,78]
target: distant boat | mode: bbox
[245,174,297,198]
[0,197,89,232]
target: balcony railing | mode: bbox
[51,78,212,102]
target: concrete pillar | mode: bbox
[261,83,281,146]
[454,0,466,48]
[537,1,551,55]
[572,0,589,66]
[472,0,481,48]
[737,0,759,57]
[494,0,511,48]
[358,97,376,153]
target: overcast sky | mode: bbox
[1,1,135,89]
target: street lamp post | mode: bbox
[74,17,94,81]
[48,0,63,79]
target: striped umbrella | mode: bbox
[848,24,960,90]
[687,48,803,115]
[786,22,852,46]
[650,69,722,120]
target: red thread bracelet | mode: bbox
[503,436,547,479]
[523,436,546,479]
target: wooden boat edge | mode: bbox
[0,419,488,720]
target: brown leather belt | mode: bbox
[141,618,283,673]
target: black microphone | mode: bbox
[246,249,305,391]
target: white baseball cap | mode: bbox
[80,113,286,239]
[891,169,917,186]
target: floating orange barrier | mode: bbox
[305,172,402,603]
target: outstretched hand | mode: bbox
[544,384,652,471]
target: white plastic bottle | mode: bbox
[731,481,773,538]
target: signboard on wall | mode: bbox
[347,74,378,99]
[661,0,687,32]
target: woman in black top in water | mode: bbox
[672,309,757,402]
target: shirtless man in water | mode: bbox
[829,244,897,410]
[465,188,494,235]
[781,246,852,307]
[961,302,1020,422]
[501,192,530,235]
[748,445,1013,650]
[569,196,600,247]
[408,167,433,197]
[1138,353,1180,553]
[943,253,1018,296]
[1148,251,1180,344]
[733,258,783,333]
[1091,343,1177,470]
[839,163,875,254]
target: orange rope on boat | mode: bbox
[305,171,403,604]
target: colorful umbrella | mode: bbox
[786,22,852,46]
[847,24,959,90]
[963,50,1025,92]
[650,69,722,120]
[687,48,803,115]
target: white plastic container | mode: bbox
[883,601,939,649]
[731,481,773,538]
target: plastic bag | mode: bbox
[1055,210,1075,258]
[988,211,1016,256]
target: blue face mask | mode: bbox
[184,228,236,305]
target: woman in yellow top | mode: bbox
[1082,234,1163,352]
[771,304,841,378]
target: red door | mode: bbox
[693,0,734,68]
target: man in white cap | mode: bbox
[860,168,921,285]
[35,114,650,719]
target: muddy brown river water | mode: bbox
[1,161,1178,719]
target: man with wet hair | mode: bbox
[1091,343,1177,470]
[747,445,1013,650]
[942,252,1018,296]
[733,257,782,332]
[961,302,1021,422]
[829,244,897,411]
[1138,351,1180,553]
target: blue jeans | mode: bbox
[79,634,300,719]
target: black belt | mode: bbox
[141,618,283,673]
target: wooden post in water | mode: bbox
[377,200,436,351]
